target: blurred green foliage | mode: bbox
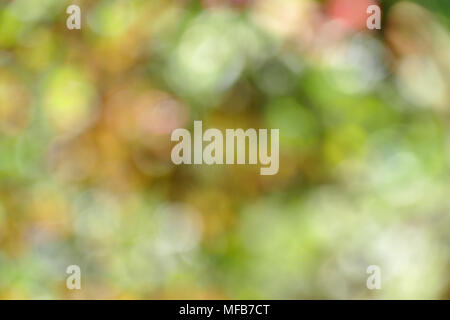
[0,0,449,299]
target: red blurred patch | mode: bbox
[327,0,379,31]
